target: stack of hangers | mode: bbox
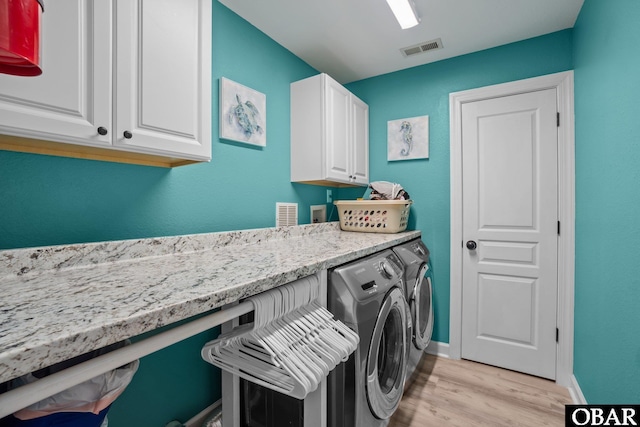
[201,275,359,399]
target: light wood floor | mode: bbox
[389,355,572,427]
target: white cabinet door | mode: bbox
[324,77,351,183]
[114,0,211,160]
[291,73,369,187]
[0,0,111,146]
[351,95,369,185]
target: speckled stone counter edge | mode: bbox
[0,222,341,279]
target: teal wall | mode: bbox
[573,0,640,404]
[0,2,333,425]
[3,0,639,422]
[347,30,573,344]
[0,2,328,252]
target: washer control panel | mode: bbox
[330,250,405,301]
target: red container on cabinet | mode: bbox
[0,0,44,76]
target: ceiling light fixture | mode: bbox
[386,0,420,29]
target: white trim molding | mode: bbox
[426,340,450,359]
[569,375,587,404]
[185,399,221,427]
[449,71,575,387]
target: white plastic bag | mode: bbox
[9,346,138,420]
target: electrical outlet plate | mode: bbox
[326,189,333,203]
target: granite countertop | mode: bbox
[0,222,420,384]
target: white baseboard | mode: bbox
[568,375,587,404]
[185,399,221,427]
[426,340,450,358]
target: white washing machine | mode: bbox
[327,250,408,427]
[392,238,434,388]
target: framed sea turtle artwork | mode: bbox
[219,77,266,147]
[387,115,429,161]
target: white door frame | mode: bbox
[449,71,575,386]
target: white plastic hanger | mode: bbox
[201,275,359,399]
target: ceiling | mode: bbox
[218,0,584,84]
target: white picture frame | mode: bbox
[387,115,429,161]
[219,77,266,147]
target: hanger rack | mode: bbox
[0,301,254,419]
[201,275,359,399]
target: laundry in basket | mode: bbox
[368,181,410,201]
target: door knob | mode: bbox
[97,126,108,136]
[123,130,133,139]
[466,240,477,250]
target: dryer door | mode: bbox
[366,287,407,420]
[412,264,434,350]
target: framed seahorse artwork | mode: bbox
[387,115,429,161]
[219,77,266,147]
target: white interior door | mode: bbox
[461,88,558,379]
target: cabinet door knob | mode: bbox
[123,130,133,139]
[466,240,477,250]
[97,127,108,136]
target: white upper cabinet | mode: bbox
[0,1,112,147]
[291,73,369,187]
[0,0,211,167]
[114,0,211,161]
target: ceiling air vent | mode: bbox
[400,38,443,57]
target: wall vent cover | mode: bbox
[276,202,298,227]
[400,38,443,57]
